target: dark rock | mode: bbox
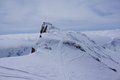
[31,48,36,53]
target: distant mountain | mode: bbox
[83,29,120,46]
[0,34,38,58]
[103,38,120,52]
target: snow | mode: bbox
[0,29,120,80]
[103,38,120,52]
[83,29,120,61]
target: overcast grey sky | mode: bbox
[0,0,120,34]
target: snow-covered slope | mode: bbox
[0,34,38,58]
[0,29,120,80]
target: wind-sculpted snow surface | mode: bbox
[0,30,120,80]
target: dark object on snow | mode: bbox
[40,35,42,38]
[40,26,45,34]
[31,47,36,53]
[109,67,117,72]
[40,22,51,34]
[94,57,101,62]
[63,41,86,52]
[39,22,51,38]
[43,25,48,33]
[44,46,52,50]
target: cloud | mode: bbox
[0,0,120,34]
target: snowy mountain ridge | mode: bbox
[0,28,120,80]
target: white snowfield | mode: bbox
[0,29,120,80]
